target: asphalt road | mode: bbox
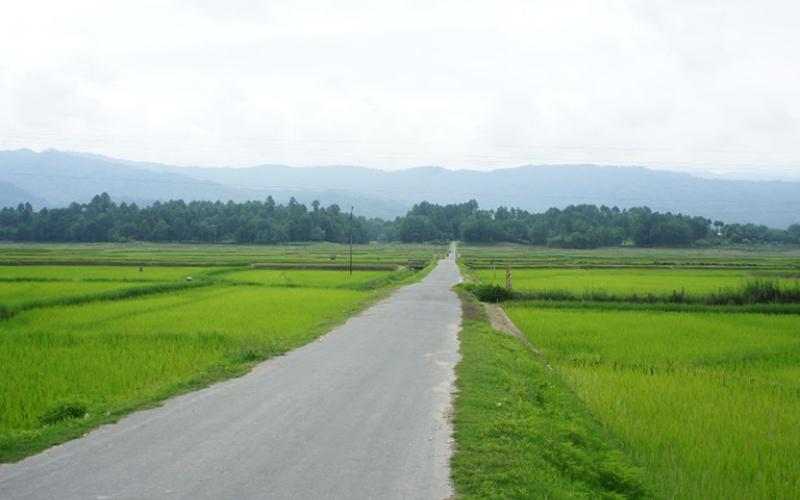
[0,252,463,500]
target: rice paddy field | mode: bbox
[0,281,159,310]
[0,242,438,462]
[460,242,800,268]
[0,265,214,281]
[0,242,447,267]
[1,286,366,429]
[463,243,800,499]
[504,307,800,499]
[222,268,402,289]
[474,267,800,296]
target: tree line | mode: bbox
[1,194,799,248]
[0,194,375,245]
[396,201,799,247]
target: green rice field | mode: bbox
[475,267,800,295]
[0,242,438,461]
[0,285,367,430]
[0,266,218,316]
[0,242,447,266]
[0,265,212,281]
[5,240,800,497]
[222,268,404,289]
[460,242,800,268]
[504,306,800,499]
[461,245,800,498]
[0,281,160,310]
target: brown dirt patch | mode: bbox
[483,303,553,371]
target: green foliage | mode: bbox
[397,215,442,243]
[406,201,797,247]
[729,279,800,303]
[39,400,89,425]
[4,193,799,247]
[0,194,376,244]
[400,201,729,247]
[722,221,800,244]
[462,283,513,303]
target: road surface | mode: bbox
[0,252,463,499]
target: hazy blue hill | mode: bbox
[1,149,798,227]
[0,149,248,207]
[0,150,409,219]
[148,161,798,227]
[0,181,45,209]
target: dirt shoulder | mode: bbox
[483,302,553,371]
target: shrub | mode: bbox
[39,400,89,425]
[709,280,800,305]
[469,284,513,303]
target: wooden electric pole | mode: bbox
[349,206,354,276]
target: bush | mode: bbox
[39,400,89,425]
[709,280,800,305]
[469,284,513,303]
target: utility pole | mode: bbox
[349,206,354,276]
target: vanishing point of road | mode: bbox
[0,251,463,500]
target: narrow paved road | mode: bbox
[0,253,463,500]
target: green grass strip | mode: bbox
[451,293,653,499]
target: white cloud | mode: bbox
[0,0,798,179]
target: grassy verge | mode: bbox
[451,292,652,498]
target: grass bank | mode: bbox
[450,292,652,498]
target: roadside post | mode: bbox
[349,206,354,276]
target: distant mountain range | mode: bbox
[1,149,798,228]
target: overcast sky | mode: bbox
[1,0,799,179]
